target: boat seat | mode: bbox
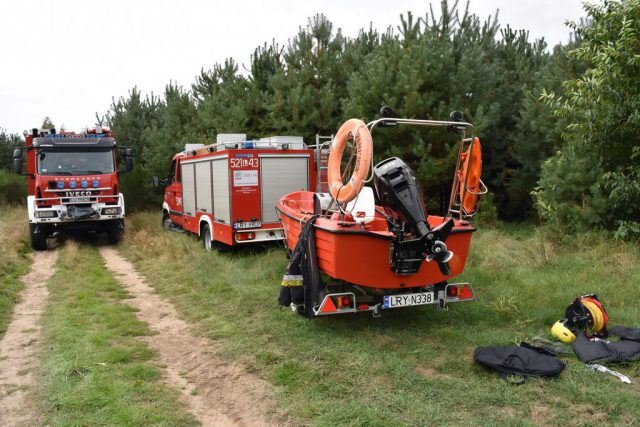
[345,186,376,224]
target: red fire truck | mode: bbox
[13,127,133,250]
[154,134,316,249]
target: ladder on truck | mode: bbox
[314,134,333,193]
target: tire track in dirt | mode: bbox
[99,247,278,427]
[0,250,57,427]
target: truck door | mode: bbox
[166,159,184,227]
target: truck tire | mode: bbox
[202,224,213,251]
[107,220,124,245]
[29,223,47,251]
[162,211,172,230]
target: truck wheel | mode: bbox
[107,220,124,245]
[29,223,47,251]
[162,212,171,230]
[107,229,123,244]
[202,224,213,251]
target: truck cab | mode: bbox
[13,127,133,250]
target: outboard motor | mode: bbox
[374,157,454,276]
[373,157,429,238]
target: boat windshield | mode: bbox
[37,148,115,176]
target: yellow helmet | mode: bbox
[551,320,576,343]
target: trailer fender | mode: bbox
[198,215,214,238]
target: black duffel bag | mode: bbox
[474,345,566,384]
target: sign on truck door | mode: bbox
[230,152,261,229]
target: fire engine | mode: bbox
[154,134,316,249]
[13,127,133,250]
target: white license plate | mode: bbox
[234,221,261,229]
[69,197,91,203]
[383,292,435,309]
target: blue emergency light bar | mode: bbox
[45,134,106,138]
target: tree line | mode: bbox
[2,1,638,240]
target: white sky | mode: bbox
[0,0,586,135]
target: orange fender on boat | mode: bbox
[328,119,373,204]
[458,137,482,215]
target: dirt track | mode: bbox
[99,246,277,427]
[0,250,57,427]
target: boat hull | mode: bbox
[277,191,475,289]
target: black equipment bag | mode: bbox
[474,345,566,383]
[610,326,640,343]
[572,333,640,364]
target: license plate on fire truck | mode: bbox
[233,221,261,230]
[383,292,434,309]
[69,197,91,203]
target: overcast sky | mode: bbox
[0,0,586,135]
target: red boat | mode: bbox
[277,112,486,317]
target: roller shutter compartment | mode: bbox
[181,162,196,217]
[195,160,213,214]
[212,158,231,224]
[260,156,309,223]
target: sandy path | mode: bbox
[99,247,277,427]
[0,250,57,427]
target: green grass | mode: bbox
[120,212,640,426]
[0,205,31,339]
[38,242,196,426]
[0,169,27,206]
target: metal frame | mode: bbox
[364,117,486,220]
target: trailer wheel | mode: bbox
[202,224,213,251]
[162,212,171,230]
[29,223,47,251]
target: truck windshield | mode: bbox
[37,148,115,175]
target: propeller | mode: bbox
[424,219,455,275]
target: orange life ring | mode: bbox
[458,137,482,215]
[328,119,373,204]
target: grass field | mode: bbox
[2,206,639,426]
[37,242,196,426]
[119,212,640,426]
[0,206,31,339]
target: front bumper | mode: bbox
[28,194,126,224]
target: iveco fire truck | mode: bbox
[13,127,133,250]
[154,134,316,250]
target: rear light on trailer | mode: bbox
[331,294,354,309]
[317,293,356,315]
[446,284,474,300]
[336,296,351,308]
[320,297,337,314]
[236,232,256,241]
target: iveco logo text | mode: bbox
[65,191,92,197]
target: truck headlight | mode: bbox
[102,207,122,215]
[35,210,57,218]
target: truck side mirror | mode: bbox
[124,148,133,172]
[152,176,167,188]
[13,148,22,175]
